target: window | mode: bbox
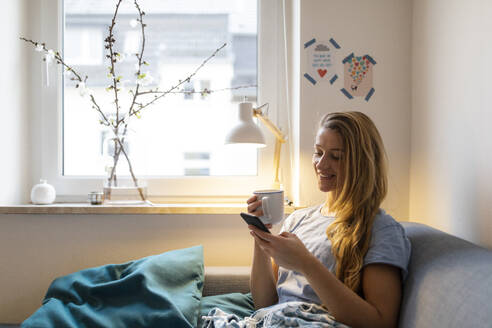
[183,81,195,100]
[64,27,103,65]
[123,30,140,55]
[37,0,281,199]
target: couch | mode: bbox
[3,222,491,328]
[203,222,492,328]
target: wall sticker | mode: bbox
[340,53,376,101]
[304,38,341,85]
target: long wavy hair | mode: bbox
[320,111,388,294]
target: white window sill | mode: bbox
[0,203,299,215]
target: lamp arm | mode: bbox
[253,108,286,190]
[253,109,287,143]
[272,138,282,189]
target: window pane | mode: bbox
[63,0,257,177]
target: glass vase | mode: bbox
[102,130,147,204]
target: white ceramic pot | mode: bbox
[31,179,56,204]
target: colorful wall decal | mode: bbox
[304,38,342,85]
[341,53,376,101]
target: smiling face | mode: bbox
[312,127,345,193]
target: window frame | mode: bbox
[36,0,281,201]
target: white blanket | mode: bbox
[201,301,351,328]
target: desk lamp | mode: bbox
[225,101,286,190]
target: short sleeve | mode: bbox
[363,224,412,281]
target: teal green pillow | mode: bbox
[198,292,255,327]
[22,246,204,328]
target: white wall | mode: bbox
[296,0,412,220]
[410,0,492,248]
[0,0,31,204]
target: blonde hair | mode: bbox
[320,111,388,294]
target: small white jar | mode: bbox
[31,179,56,205]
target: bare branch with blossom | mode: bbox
[129,43,227,118]
[117,84,257,123]
[105,0,124,131]
[19,37,111,128]
[137,84,257,96]
[126,0,147,124]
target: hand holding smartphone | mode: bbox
[240,212,271,233]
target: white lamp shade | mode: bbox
[225,102,266,147]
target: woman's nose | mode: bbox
[316,155,329,170]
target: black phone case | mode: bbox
[240,212,271,233]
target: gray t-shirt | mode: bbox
[276,205,411,304]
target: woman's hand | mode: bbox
[246,195,271,234]
[248,225,315,274]
[246,195,264,217]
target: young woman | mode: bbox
[247,111,411,328]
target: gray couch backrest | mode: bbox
[399,222,492,328]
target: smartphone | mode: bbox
[240,212,271,233]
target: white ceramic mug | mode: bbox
[253,189,284,225]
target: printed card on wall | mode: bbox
[340,53,376,101]
[310,42,335,81]
[304,38,341,86]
